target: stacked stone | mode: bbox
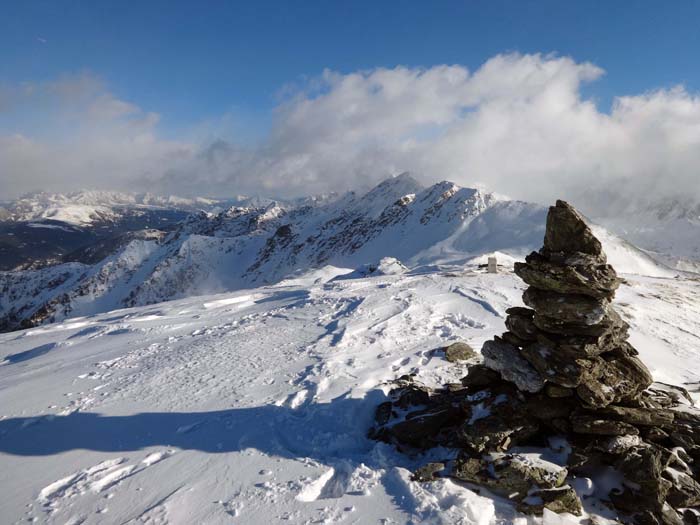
[482,200,654,411]
[370,201,700,524]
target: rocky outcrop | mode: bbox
[370,200,700,524]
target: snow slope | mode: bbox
[0,174,675,333]
[588,194,700,273]
[1,264,699,524]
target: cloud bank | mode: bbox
[2,54,700,211]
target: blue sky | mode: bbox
[4,1,699,136]
[2,1,700,202]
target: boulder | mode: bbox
[444,341,476,362]
[543,200,604,258]
[517,486,583,516]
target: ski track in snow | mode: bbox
[0,267,699,524]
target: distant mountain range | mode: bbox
[0,174,679,333]
[0,191,270,271]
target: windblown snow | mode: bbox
[1,260,699,524]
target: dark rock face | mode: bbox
[543,200,603,257]
[370,200,700,524]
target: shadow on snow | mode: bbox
[0,390,388,460]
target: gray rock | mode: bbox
[501,330,530,348]
[505,307,538,341]
[543,200,604,258]
[599,405,675,427]
[451,452,568,500]
[517,486,583,516]
[515,250,619,299]
[411,462,445,482]
[534,307,627,338]
[644,382,695,408]
[395,383,431,408]
[598,434,645,454]
[610,444,672,516]
[371,199,700,525]
[664,468,700,508]
[534,316,629,358]
[576,345,653,408]
[444,341,476,362]
[521,341,601,388]
[458,392,540,453]
[523,287,610,326]
[481,338,545,393]
[570,414,640,436]
[461,364,502,389]
[383,406,455,448]
[644,427,671,443]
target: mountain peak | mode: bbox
[372,172,424,193]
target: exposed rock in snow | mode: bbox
[0,190,235,226]
[1,237,699,523]
[371,200,700,524]
[444,341,476,362]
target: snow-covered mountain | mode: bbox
[593,197,700,273]
[0,174,675,333]
[0,190,234,226]
[573,189,700,272]
[0,191,268,271]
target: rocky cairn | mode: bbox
[370,201,700,524]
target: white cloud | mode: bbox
[3,55,700,212]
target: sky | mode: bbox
[2,1,700,206]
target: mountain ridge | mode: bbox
[0,175,675,334]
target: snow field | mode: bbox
[0,265,699,524]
